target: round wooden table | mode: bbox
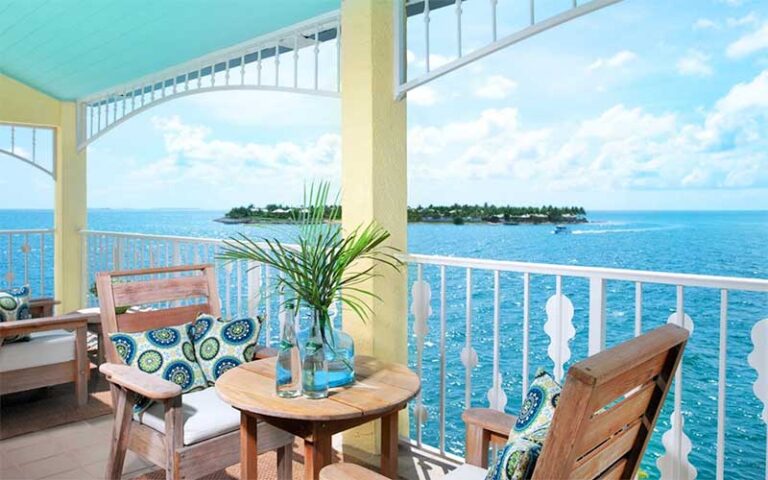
[215,355,420,480]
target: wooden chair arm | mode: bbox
[463,408,516,468]
[100,363,182,400]
[253,345,277,360]
[320,464,387,480]
[463,408,516,438]
[29,297,59,317]
[0,313,89,339]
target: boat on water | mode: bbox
[552,225,569,234]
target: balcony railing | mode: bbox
[0,228,54,297]
[2,229,764,479]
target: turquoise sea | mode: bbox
[1,209,766,479]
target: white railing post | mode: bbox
[588,276,606,354]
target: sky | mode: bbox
[3,0,768,211]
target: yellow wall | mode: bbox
[340,0,409,455]
[0,74,86,312]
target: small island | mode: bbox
[216,204,587,225]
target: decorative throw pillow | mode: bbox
[109,324,207,412]
[0,285,32,343]
[485,369,561,480]
[190,313,263,385]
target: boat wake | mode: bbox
[571,226,674,235]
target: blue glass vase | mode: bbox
[297,306,355,388]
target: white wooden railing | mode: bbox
[404,253,768,480]
[80,230,292,346]
[79,230,768,479]
[0,228,54,297]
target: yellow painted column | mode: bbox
[54,103,87,313]
[340,0,409,456]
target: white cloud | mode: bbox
[676,50,714,77]
[727,22,768,58]
[473,75,518,100]
[588,50,638,71]
[727,12,758,28]
[408,86,440,106]
[407,68,768,191]
[694,18,719,30]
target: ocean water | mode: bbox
[1,209,766,479]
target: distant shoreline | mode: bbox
[214,216,588,226]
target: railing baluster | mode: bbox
[635,281,643,336]
[456,0,463,57]
[237,260,243,317]
[522,272,530,397]
[39,233,45,295]
[717,289,728,480]
[462,267,475,409]
[22,232,29,285]
[488,270,506,411]
[588,276,606,354]
[491,0,498,41]
[6,234,13,285]
[439,264,447,455]
[424,0,431,72]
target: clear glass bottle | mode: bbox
[275,314,301,398]
[302,319,329,399]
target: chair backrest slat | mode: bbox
[111,275,211,308]
[533,324,688,480]
[96,264,221,364]
[117,304,213,333]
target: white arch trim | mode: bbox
[396,0,624,98]
[0,149,55,178]
[77,11,341,151]
[0,124,56,178]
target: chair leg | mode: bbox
[75,326,88,406]
[465,423,491,468]
[164,396,183,480]
[106,386,133,480]
[277,443,293,480]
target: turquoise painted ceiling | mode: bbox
[0,0,339,101]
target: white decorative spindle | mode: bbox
[657,298,696,480]
[635,281,643,336]
[411,265,432,445]
[438,265,447,454]
[461,268,478,409]
[544,277,575,382]
[748,318,768,480]
[522,272,531,397]
[487,271,507,411]
[717,290,728,480]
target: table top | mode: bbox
[215,355,420,422]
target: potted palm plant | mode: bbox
[218,182,401,398]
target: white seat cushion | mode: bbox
[0,329,75,372]
[135,387,239,445]
[444,464,488,480]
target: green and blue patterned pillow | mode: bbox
[189,314,263,385]
[109,324,207,412]
[486,369,561,480]
[0,285,32,343]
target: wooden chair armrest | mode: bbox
[253,345,277,360]
[0,313,89,339]
[29,297,59,317]
[320,464,387,480]
[463,408,516,438]
[463,408,517,468]
[99,363,182,400]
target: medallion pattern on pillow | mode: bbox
[485,369,561,480]
[191,314,263,384]
[108,324,207,413]
[0,285,32,343]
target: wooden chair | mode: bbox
[96,264,294,480]
[0,298,90,405]
[320,324,689,480]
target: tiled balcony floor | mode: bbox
[0,414,459,480]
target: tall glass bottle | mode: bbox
[275,315,301,398]
[302,318,329,399]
